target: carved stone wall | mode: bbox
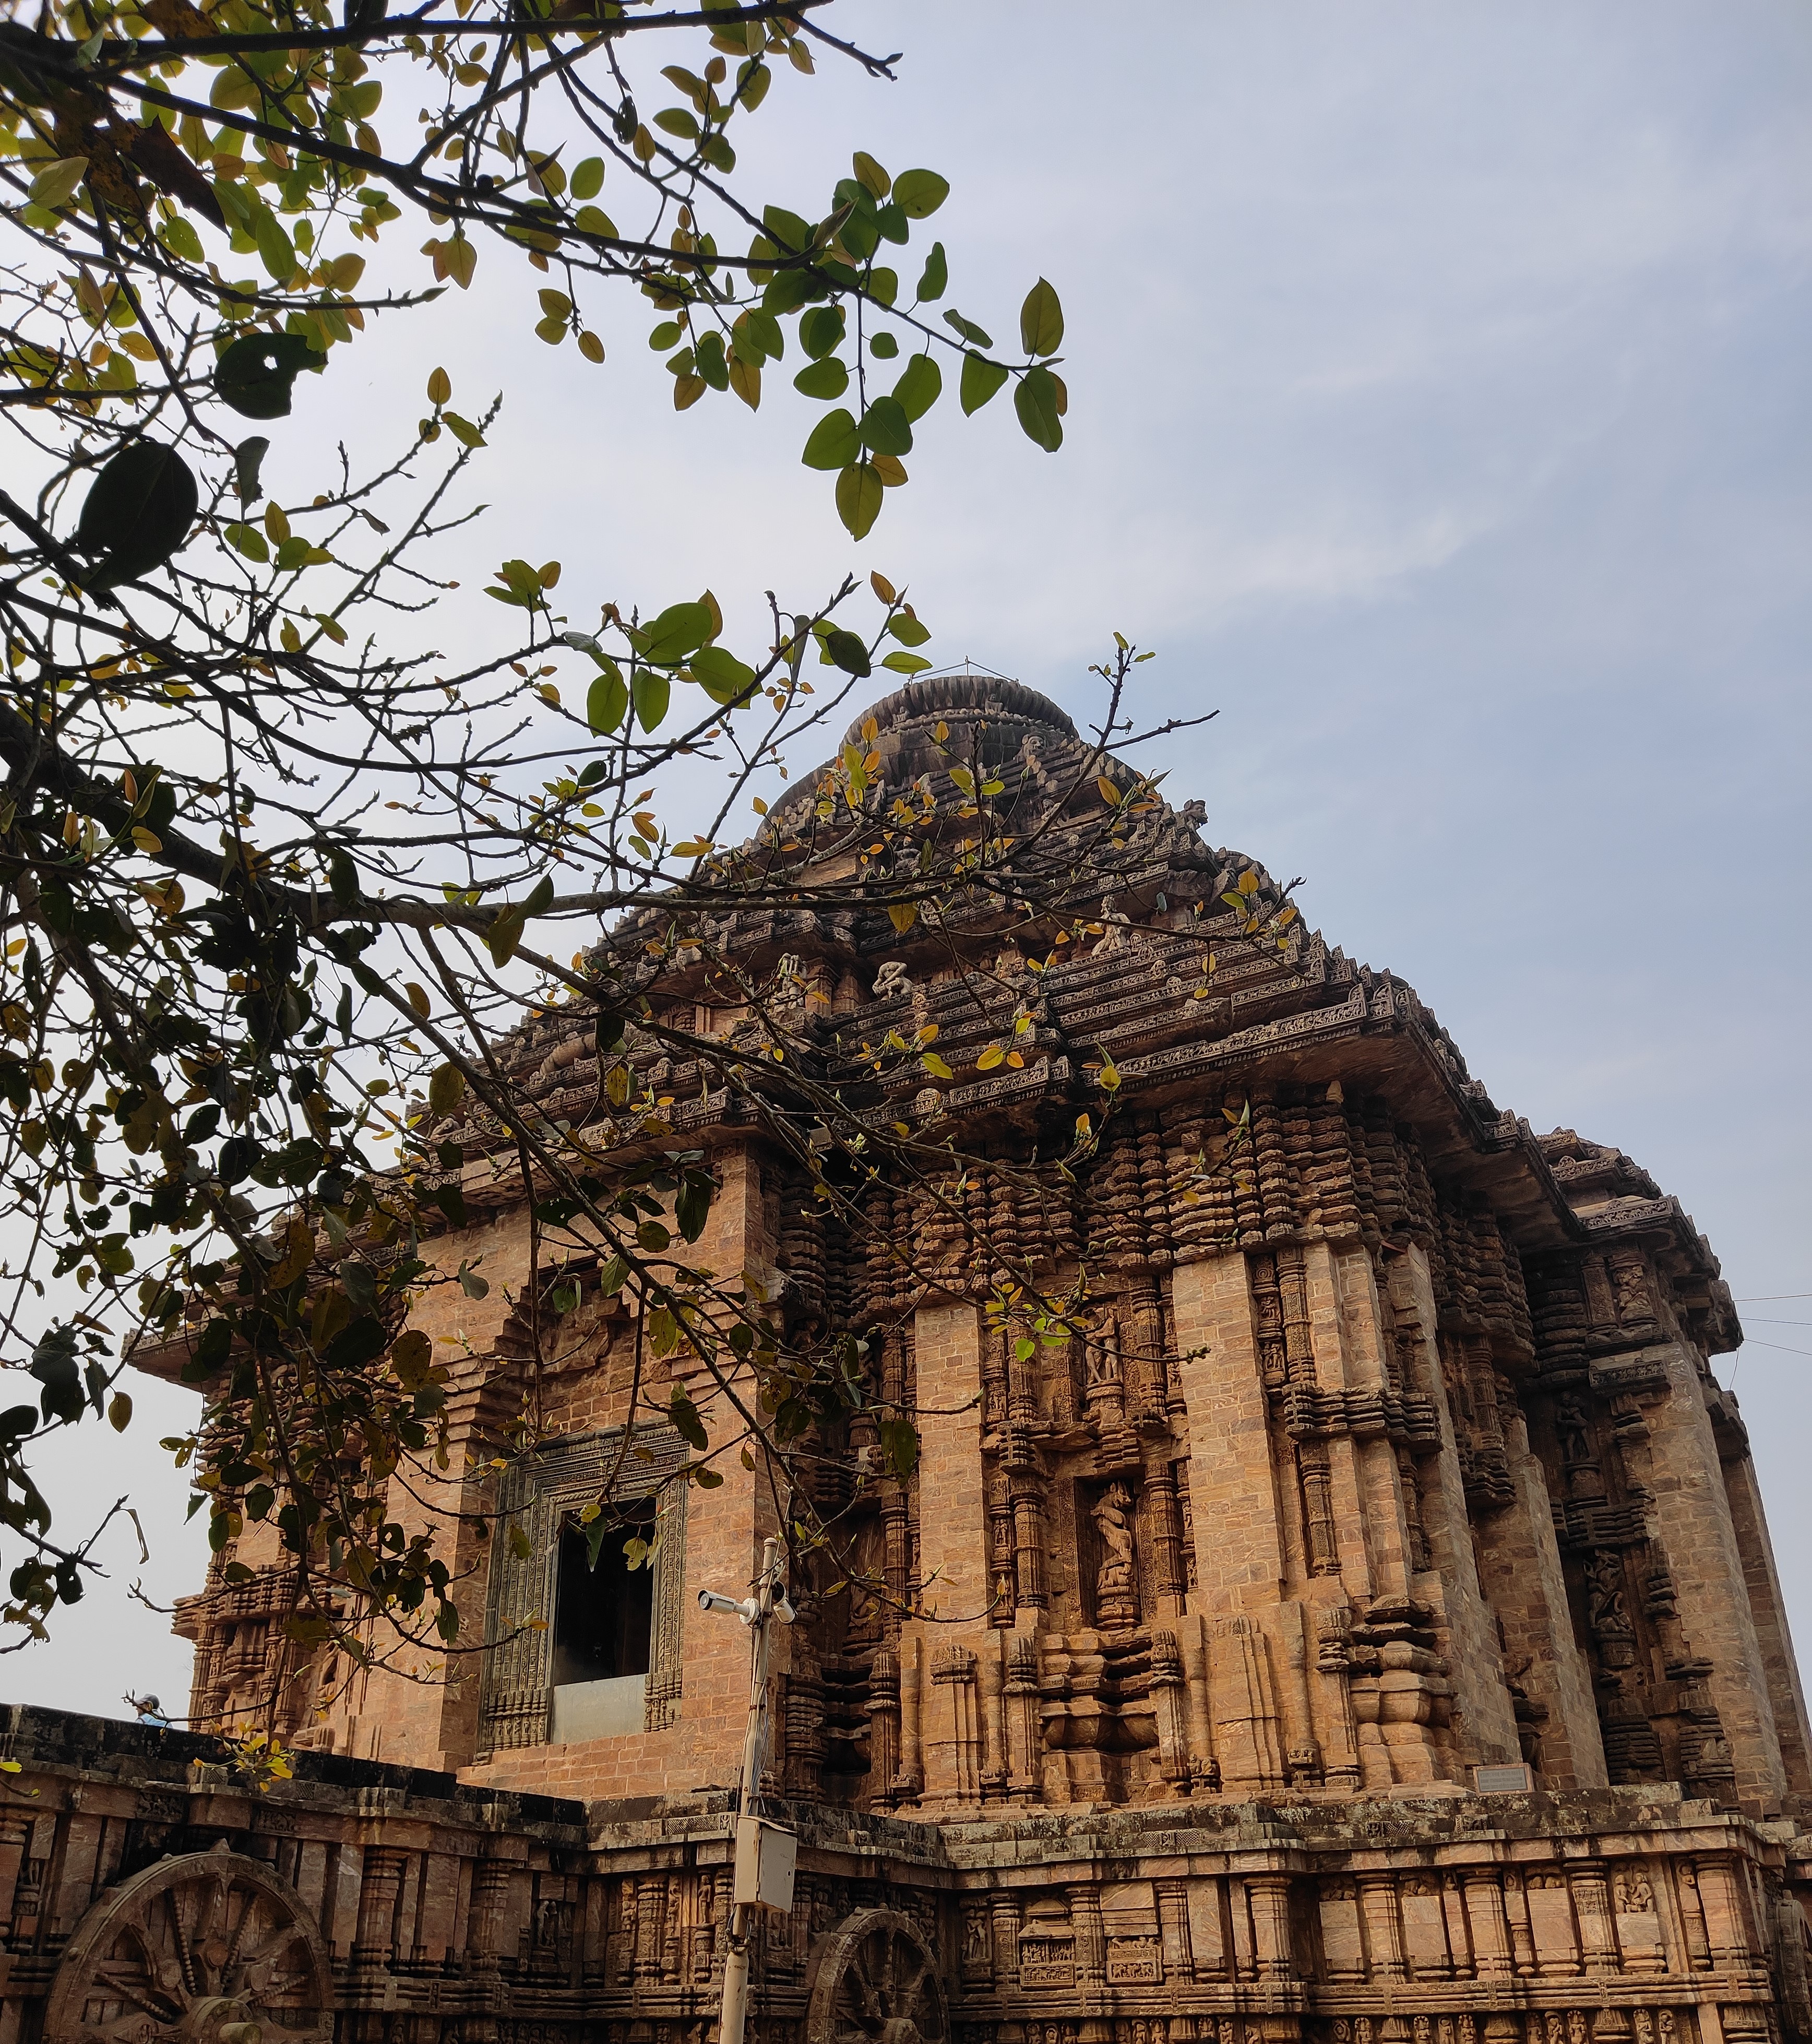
[4,1709,1811,2044]
[123,676,1811,2041]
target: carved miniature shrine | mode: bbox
[10,675,1812,2044]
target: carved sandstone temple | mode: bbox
[9,676,1812,2044]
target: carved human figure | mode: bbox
[1555,1395,1592,1465]
[872,960,912,1000]
[1586,1551,1637,1668]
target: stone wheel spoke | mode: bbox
[47,1851,335,2044]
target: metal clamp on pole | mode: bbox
[698,1536,795,2044]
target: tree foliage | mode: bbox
[0,0,1292,1727]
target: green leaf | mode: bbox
[571,156,605,199]
[631,670,670,732]
[943,308,993,349]
[892,353,942,422]
[76,441,199,591]
[824,628,872,677]
[213,334,325,420]
[835,464,883,541]
[586,662,629,733]
[881,650,932,674]
[690,644,756,706]
[860,396,912,457]
[486,906,527,966]
[1019,276,1064,357]
[157,215,205,264]
[868,331,899,359]
[762,204,813,253]
[792,356,848,400]
[959,352,1009,415]
[233,435,269,506]
[892,169,950,219]
[920,1051,953,1079]
[800,304,845,359]
[914,239,947,302]
[889,613,931,646]
[574,204,619,240]
[669,1390,708,1451]
[1014,364,1063,451]
[802,408,861,470]
[640,600,713,663]
[254,208,296,282]
[29,157,88,210]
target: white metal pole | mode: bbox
[717,1536,780,2044]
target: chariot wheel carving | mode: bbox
[45,1846,335,2044]
[806,1907,947,2044]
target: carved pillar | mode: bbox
[1127,1269,1169,1418]
[1151,1629,1193,1793]
[926,1643,981,1803]
[1298,1443,1341,1575]
[977,1632,1008,1799]
[1069,1883,1107,1987]
[468,1857,513,1966]
[1695,1856,1758,1969]
[1181,1617,1219,1788]
[1398,1447,1432,1572]
[1009,1453,1049,1614]
[991,1892,1021,1992]
[867,1645,900,1805]
[1157,1879,1196,1984]
[1569,1864,1618,1976]
[1245,1874,1296,1979]
[355,1847,409,1967]
[1503,1870,1536,1977]
[987,1466,1015,1625]
[1360,1874,1408,1982]
[1146,1461,1188,1614]
[0,1812,33,1933]
[1005,1633,1042,1800]
[894,1630,923,1806]
[1462,1870,1515,1980]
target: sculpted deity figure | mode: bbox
[1092,1482,1139,1629]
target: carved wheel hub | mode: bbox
[806,1907,947,2044]
[45,1848,335,2044]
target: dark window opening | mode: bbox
[552,1504,654,1685]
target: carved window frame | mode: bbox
[476,1424,689,1756]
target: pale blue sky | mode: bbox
[12,2,1809,1720]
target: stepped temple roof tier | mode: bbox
[86,674,1808,2044]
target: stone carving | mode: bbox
[1091,1481,1139,1632]
[1586,1550,1637,1670]
[806,1908,946,2044]
[45,1848,335,2044]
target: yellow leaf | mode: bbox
[976,1044,1005,1071]
[887,902,917,933]
[1238,869,1259,895]
[268,1219,315,1289]
[1100,1062,1122,1091]
[1096,777,1119,805]
[920,1052,952,1080]
[131,827,161,854]
[871,571,898,604]
[426,366,451,404]
[405,982,432,1018]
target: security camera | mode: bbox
[771,1594,796,1625]
[698,1588,757,1622]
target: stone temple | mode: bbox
[9,675,1812,2044]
